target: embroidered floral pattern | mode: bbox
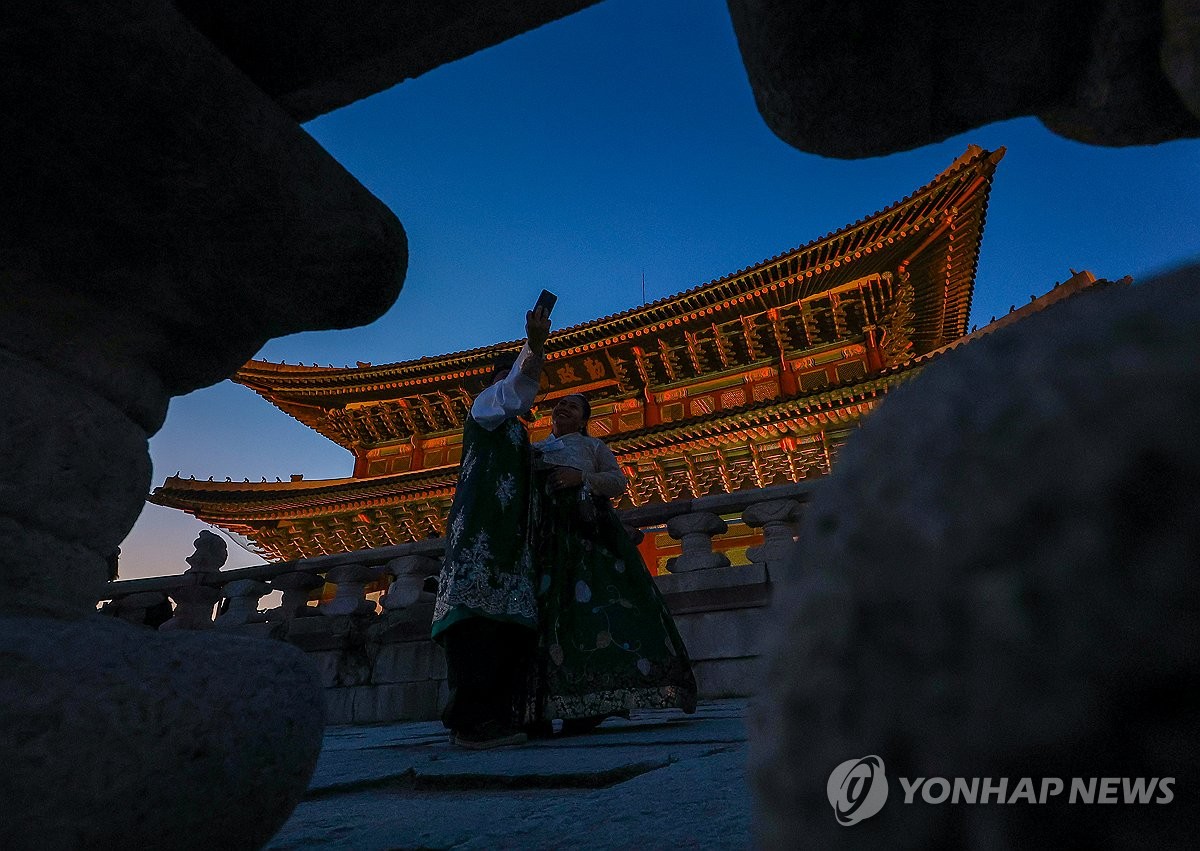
[448,514,465,548]
[433,564,537,625]
[460,448,477,481]
[459,530,492,566]
[531,474,697,722]
[496,473,516,508]
[432,414,537,636]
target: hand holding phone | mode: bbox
[534,289,557,317]
[527,290,554,349]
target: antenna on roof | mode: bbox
[641,270,646,305]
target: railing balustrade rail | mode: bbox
[103,479,820,628]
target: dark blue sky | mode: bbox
[121,0,1200,577]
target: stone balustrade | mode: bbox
[101,480,818,723]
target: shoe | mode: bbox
[454,730,528,750]
[454,722,529,750]
[561,715,605,736]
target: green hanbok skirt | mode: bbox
[533,477,697,721]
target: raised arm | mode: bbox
[470,306,550,431]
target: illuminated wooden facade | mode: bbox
[153,146,1007,563]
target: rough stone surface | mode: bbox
[751,266,1200,847]
[108,590,169,625]
[2,21,404,840]
[215,578,271,627]
[381,554,439,610]
[268,701,749,849]
[0,613,325,850]
[2,2,407,407]
[160,581,222,630]
[268,571,327,621]
[350,681,447,725]
[675,606,770,662]
[321,563,383,616]
[0,353,151,617]
[743,498,802,568]
[666,511,732,572]
[726,0,1200,158]
[309,649,348,689]
[174,1,605,122]
[657,562,768,597]
[693,657,767,700]
[286,613,369,656]
[371,637,447,684]
[1163,0,1200,119]
[370,600,439,642]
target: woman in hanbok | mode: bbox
[432,307,549,749]
[531,393,697,732]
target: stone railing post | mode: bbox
[743,498,803,578]
[160,582,222,631]
[214,579,270,628]
[381,555,438,611]
[267,571,325,622]
[320,563,383,616]
[665,511,730,572]
[158,528,229,630]
[106,591,168,627]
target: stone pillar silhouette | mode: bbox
[269,571,327,622]
[751,270,1200,848]
[215,579,271,628]
[743,499,803,579]
[321,563,384,616]
[381,555,439,611]
[0,2,406,846]
[106,591,169,627]
[158,530,228,630]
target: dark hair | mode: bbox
[489,350,519,384]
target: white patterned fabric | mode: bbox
[470,343,541,431]
[532,432,627,497]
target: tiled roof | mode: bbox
[236,145,1003,401]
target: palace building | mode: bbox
[151,145,1080,569]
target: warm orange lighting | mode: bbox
[192,146,1006,559]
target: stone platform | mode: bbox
[268,700,751,850]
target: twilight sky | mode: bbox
[118,0,1200,580]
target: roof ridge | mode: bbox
[238,145,1001,383]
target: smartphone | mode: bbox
[534,289,558,316]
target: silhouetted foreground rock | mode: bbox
[727,0,1200,157]
[751,265,1200,846]
[1,2,405,846]
[0,614,324,850]
[173,0,604,121]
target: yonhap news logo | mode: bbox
[827,756,1176,826]
[827,756,889,825]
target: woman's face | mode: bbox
[551,396,587,436]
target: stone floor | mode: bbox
[268,700,752,850]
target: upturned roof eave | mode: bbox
[151,366,917,519]
[235,145,1002,396]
